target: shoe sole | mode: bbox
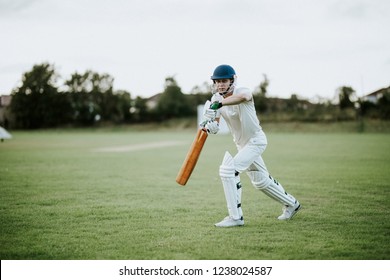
[215,224,244,227]
[214,222,244,227]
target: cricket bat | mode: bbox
[176,129,208,186]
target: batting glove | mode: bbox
[210,101,223,110]
[204,120,219,134]
[203,108,217,121]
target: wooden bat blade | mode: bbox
[176,129,208,186]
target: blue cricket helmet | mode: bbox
[211,64,236,80]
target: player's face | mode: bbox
[214,79,231,93]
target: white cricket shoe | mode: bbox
[278,200,301,220]
[215,216,244,227]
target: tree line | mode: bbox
[2,63,389,129]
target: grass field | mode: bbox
[1,126,389,260]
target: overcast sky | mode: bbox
[1,0,389,100]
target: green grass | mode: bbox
[0,128,389,260]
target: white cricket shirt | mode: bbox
[211,87,264,147]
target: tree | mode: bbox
[338,86,355,109]
[286,94,300,112]
[253,74,269,113]
[130,96,149,122]
[155,76,191,120]
[114,90,132,123]
[64,70,117,125]
[378,90,390,119]
[10,63,72,129]
[64,71,96,125]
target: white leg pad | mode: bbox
[247,171,295,206]
[219,152,241,220]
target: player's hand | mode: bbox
[204,120,219,134]
[203,108,216,121]
[210,101,223,110]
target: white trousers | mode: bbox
[234,130,268,174]
[232,130,296,207]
